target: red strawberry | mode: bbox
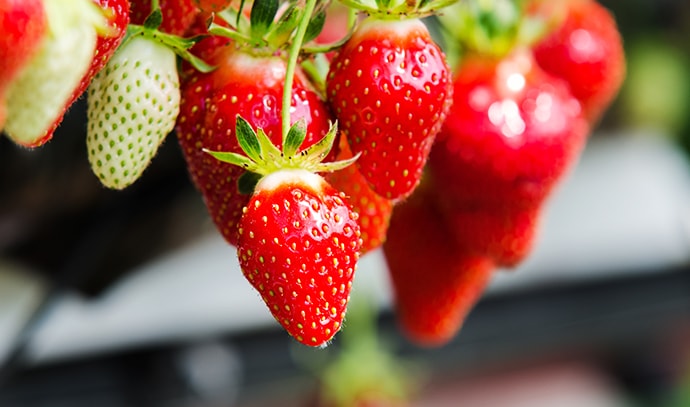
[0,0,46,129]
[530,0,625,122]
[326,16,453,201]
[383,182,495,347]
[176,39,333,247]
[237,168,361,347]
[205,115,363,347]
[326,137,393,255]
[130,0,200,36]
[429,50,589,267]
[3,0,129,147]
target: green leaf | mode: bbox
[255,126,283,167]
[235,116,263,162]
[299,121,338,165]
[250,0,279,40]
[238,171,263,195]
[144,8,163,30]
[266,4,301,45]
[283,119,307,158]
[303,10,327,44]
[204,149,256,169]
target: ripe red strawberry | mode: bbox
[205,115,363,347]
[383,183,495,347]
[237,168,361,347]
[530,0,625,122]
[326,16,453,201]
[326,137,393,255]
[3,0,129,147]
[0,0,46,130]
[130,0,199,36]
[176,39,333,247]
[429,50,589,267]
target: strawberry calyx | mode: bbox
[337,0,457,19]
[438,0,546,63]
[205,117,358,193]
[124,8,214,73]
[207,0,328,57]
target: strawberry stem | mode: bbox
[281,0,319,145]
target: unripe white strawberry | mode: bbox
[4,0,109,146]
[86,35,180,190]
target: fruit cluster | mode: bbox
[0,0,624,347]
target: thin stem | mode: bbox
[151,0,160,13]
[281,0,319,144]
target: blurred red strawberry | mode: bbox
[530,0,626,122]
[383,182,495,347]
[429,50,588,267]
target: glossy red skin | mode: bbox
[237,172,361,347]
[326,17,453,201]
[326,137,393,255]
[130,0,199,36]
[0,0,46,128]
[176,41,333,247]
[430,50,588,267]
[532,0,625,122]
[27,0,130,147]
[383,184,494,347]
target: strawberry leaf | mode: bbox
[236,115,263,163]
[250,0,279,41]
[283,119,307,158]
[303,10,327,44]
[266,4,301,46]
[144,8,163,30]
[204,149,256,169]
[238,170,262,195]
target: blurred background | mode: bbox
[1,0,690,406]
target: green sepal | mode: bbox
[203,149,256,170]
[265,4,301,46]
[144,8,163,30]
[235,115,263,162]
[238,171,263,195]
[208,22,254,44]
[303,10,327,44]
[283,119,307,158]
[250,0,280,41]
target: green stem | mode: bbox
[151,0,160,13]
[281,0,319,144]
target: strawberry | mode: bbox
[530,0,626,122]
[383,182,495,347]
[238,168,360,346]
[326,16,453,201]
[176,39,332,247]
[130,0,200,36]
[429,50,589,267]
[326,136,393,255]
[0,0,46,130]
[86,35,181,189]
[207,117,362,347]
[3,0,129,147]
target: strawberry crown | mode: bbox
[437,0,547,64]
[205,117,358,194]
[208,0,331,56]
[124,7,214,73]
[337,0,458,19]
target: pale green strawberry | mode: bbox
[4,0,109,147]
[86,35,180,189]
